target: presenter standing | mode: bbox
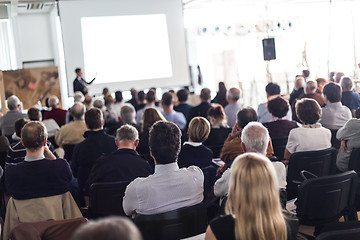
[73,68,96,95]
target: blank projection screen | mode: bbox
[58,0,189,96]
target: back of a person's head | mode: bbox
[335,72,344,83]
[130,88,137,98]
[74,91,85,103]
[227,87,241,102]
[316,78,327,87]
[116,124,138,143]
[241,122,269,154]
[295,98,321,125]
[71,102,86,120]
[115,91,123,102]
[27,107,41,121]
[295,77,305,90]
[15,118,28,138]
[265,83,280,96]
[102,87,110,96]
[188,117,210,143]
[208,104,226,122]
[7,95,21,110]
[72,217,142,240]
[48,95,59,109]
[177,89,189,102]
[237,107,257,129]
[323,82,341,103]
[305,80,317,94]
[105,94,115,106]
[161,92,173,107]
[200,88,211,101]
[93,99,104,109]
[21,121,48,151]
[226,153,286,240]
[85,108,103,130]
[84,95,93,105]
[75,68,81,74]
[340,77,353,92]
[120,104,136,124]
[267,96,289,118]
[149,121,181,164]
[302,69,310,78]
[137,91,146,102]
[145,90,156,103]
[142,108,165,131]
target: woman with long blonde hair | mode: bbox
[205,153,297,240]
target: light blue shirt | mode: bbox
[161,110,187,130]
[224,103,241,127]
[257,102,292,123]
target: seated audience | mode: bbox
[302,69,310,81]
[84,94,93,110]
[174,89,193,120]
[120,104,141,131]
[289,76,305,107]
[206,153,297,240]
[5,121,72,200]
[135,90,146,112]
[320,82,352,130]
[207,104,229,128]
[178,117,213,168]
[329,71,336,82]
[55,102,88,147]
[219,107,274,175]
[188,88,212,122]
[285,98,331,161]
[263,96,298,139]
[0,95,27,137]
[315,77,327,94]
[137,108,166,155]
[10,118,27,142]
[302,80,325,106]
[7,118,58,166]
[224,87,241,127]
[335,72,345,83]
[104,94,118,124]
[136,90,162,124]
[340,77,360,111]
[113,91,124,121]
[126,88,139,109]
[72,216,142,240]
[212,82,228,107]
[44,95,67,126]
[28,107,59,138]
[88,124,151,187]
[65,91,86,124]
[93,98,117,126]
[214,122,287,198]
[123,121,203,215]
[161,92,186,130]
[72,108,117,195]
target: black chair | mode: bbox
[330,129,341,150]
[271,137,288,160]
[88,180,131,218]
[206,145,223,158]
[201,165,216,200]
[296,171,357,235]
[348,148,360,211]
[315,222,360,240]
[134,203,207,240]
[287,148,337,199]
[63,144,75,163]
[47,136,58,149]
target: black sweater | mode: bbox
[178,144,213,169]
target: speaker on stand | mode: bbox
[262,38,276,82]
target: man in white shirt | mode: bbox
[161,92,186,130]
[123,121,204,216]
[224,88,241,128]
[214,122,286,197]
[320,82,352,130]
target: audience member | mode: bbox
[174,89,193,120]
[315,78,327,94]
[340,77,360,111]
[302,69,310,81]
[207,153,297,240]
[136,90,162,124]
[224,87,241,127]
[104,94,118,124]
[0,95,27,136]
[55,102,87,147]
[284,98,331,161]
[65,92,86,124]
[188,88,212,122]
[72,108,117,195]
[5,121,72,200]
[44,95,67,126]
[289,76,305,106]
[320,82,352,130]
[123,121,203,215]
[126,88,139,110]
[120,104,141,131]
[263,96,298,139]
[214,122,287,198]
[93,98,117,125]
[212,82,228,107]
[10,118,27,142]
[329,71,336,82]
[28,107,59,138]
[84,94,93,110]
[335,72,344,83]
[113,91,124,121]
[178,117,213,168]
[207,104,229,128]
[72,216,142,240]
[302,80,325,106]
[88,125,151,187]
[160,92,186,130]
[135,91,146,111]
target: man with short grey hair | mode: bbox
[224,88,241,127]
[44,95,67,126]
[214,122,286,197]
[88,124,151,187]
[341,77,360,111]
[302,80,324,107]
[0,95,27,136]
[120,105,141,131]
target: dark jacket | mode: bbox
[341,90,360,111]
[174,103,193,120]
[263,120,298,139]
[72,130,117,194]
[178,144,213,168]
[188,102,212,123]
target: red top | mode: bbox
[44,108,67,126]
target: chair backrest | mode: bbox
[330,129,341,149]
[89,180,131,218]
[349,148,360,174]
[271,137,288,160]
[316,228,360,240]
[134,203,207,240]
[296,171,357,226]
[63,144,75,163]
[287,148,337,191]
[201,165,216,200]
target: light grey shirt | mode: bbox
[224,103,241,128]
[257,102,292,123]
[161,110,187,130]
[320,102,352,130]
[336,118,360,171]
[123,162,204,215]
[0,110,28,136]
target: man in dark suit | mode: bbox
[188,88,212,123]
[87,124,152,188]
[174,89,193,120]
[73,68,96,95]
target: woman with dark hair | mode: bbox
[263,96,298,139]
[212,82,228,107]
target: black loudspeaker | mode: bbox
[262,38,276,61]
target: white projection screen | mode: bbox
[58,0,190,96]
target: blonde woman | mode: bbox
[205,153,297,240]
